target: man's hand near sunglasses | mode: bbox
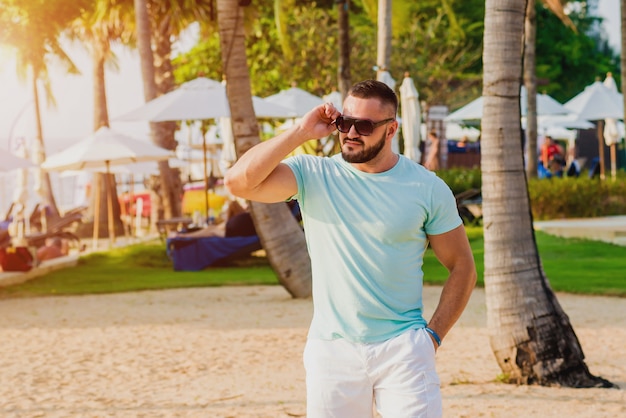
[298,102,342,140]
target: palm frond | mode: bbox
[541,0,576,32]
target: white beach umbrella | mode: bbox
[42,127,173,171]
[444,97,483,122]
[399,74,422,162]
[42,127,173,248]
[536,114,594,130]
[564,80,623,121]
[115,77,297,122]
[446,87,570,121]
[264,86,324,117]
[445,123,481,141]
[565,79,624,180]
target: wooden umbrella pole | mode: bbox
[119,176,130,240]
[129,174,135,237]
[105,161,116,247]
[93,175,100,251]
[202,126,209,225]
[597,121,606,180]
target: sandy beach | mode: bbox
[0,285,623,417]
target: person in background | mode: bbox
[36,237,68,261]
[423,130,441,171]
[225,79,476,417]
[540,135,565,177]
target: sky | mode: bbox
[0,1,622,154]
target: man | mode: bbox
[225,80,476,417]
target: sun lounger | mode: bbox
[166,235,261,271]
[24,206,86,249]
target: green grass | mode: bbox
[0,240,277,298]
[422,227,626,297]
[2,230,625,298]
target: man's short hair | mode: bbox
[348,80,398,115]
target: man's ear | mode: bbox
[386,120,399,140]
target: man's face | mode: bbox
[341,128,387,163]
[339,96,395,164]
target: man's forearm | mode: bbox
[224,124,310,200]
[427,261,477,343]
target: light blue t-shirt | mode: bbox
[283,153,462,343]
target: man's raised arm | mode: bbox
[224,103,340,203]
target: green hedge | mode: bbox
[438,168,626,220]
[528,175,626,220]
[436,168,482,195]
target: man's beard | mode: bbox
[341,130,387,163]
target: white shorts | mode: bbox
[303,327,442,418]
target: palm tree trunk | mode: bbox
[621,0,626,127]
[31,74,60,218]
[524,0,538,178]
[133,0,181,226]
[482,0,614,388]
[217,0,312,298]
[376,0,392,74]
[337,0,351,99]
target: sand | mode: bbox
[0,285,623,417]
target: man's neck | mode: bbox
[350,152,399,174]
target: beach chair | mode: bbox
[166,235,262,271]
[24,205,87,249]
[455,188,482,225]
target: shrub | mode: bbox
[436,168,482,195]
[528,176,626,219]
[438,168,626,220]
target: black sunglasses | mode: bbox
[334,116,395,136]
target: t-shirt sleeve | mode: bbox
[424,177,463,235]
[282,155,306,201]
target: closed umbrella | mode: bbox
[603,73,621,180]
[399,73,422,162]
[377,71,400,154]
[42,127,173,248]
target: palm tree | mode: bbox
[132,0,177,228]
[482,0,614,388]
[620,0,626,124]
[132,0,218,226]
[375,0,392,79]
[0,0,90,218]
[68,0,135,239]
[337,0,351,99]
[216,0,311,298]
